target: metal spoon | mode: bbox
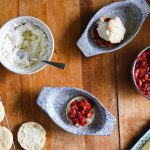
[17,51,66,70]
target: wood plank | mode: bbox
[19,0,54,149]
[80,0,120,150]
[19,0,85,150]
[117,6,150,150]
[0,0,22,149]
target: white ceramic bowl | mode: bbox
[0,16,54,74]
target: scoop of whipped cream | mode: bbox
[97,17,126,44]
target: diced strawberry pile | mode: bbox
[91,17,113,48]
[67,98,94,127]
[134,49,150,97]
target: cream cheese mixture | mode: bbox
[1,22,50,69]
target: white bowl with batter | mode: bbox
[0,16,54,74]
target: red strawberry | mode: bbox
[68,98,94,127]
[96,39,104,47]
[137,79,143,88]
[79,101,85,106]
[72,109,77,115]
[79,117,87,126]
[72,118,79,125]
[76,112,83,120]
[92,23,99,39]
[104,17,111,22]
[78,106,83,111]
[84,100,92,110]
[87,111,93,118]
[135,69,139,79]
[70,104,78,111]
[70,100,78,110]
[80,110,86,115]
[71,100,78,106]
[67,112,74,119]
[104,41,113,47]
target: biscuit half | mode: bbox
[18,122,46,150]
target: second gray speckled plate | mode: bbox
[77,0,150,57]
[131,129,150,150]
[36,87,116,136]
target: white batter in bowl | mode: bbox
[0,16,54,74]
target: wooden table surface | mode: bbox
[0,0,150,150]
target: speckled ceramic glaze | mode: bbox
[77,0,150,57]
[131,129,150,150]
[36,87,116,136]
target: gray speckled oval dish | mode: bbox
[131,129,150,150]
[36,87,116,136]
[77,0,150,57]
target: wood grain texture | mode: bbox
[0,0,150,150]
[0,0,22,148]
[117,12,150,150]
[80,0,120,150]
[19,0,84,150]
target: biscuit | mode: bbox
[18,122,46,150]
[0,126,13,150]
[0,101,5,122]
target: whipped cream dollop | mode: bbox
[1,22,50,70]
[97,17,126,44]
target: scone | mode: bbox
[17,122,46,150]
[0,126,13,150]
[0,101,5,122]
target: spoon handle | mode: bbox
[41,60,66,70]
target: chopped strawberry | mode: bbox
[70,100,78,107]
[135,69,139,79]
[134,49,150,97]
[83,105,88,110]
[67,112,74,119]
[71,109,77,116]
[96,39,104,47]
[79,117,86,126]
[137,79,143,87]
[81,110,86,115]
[104,17,111,22]
[92,23,99,39]
[83,100,93,110]
[72,118,79,125]
[87,111,93,118]
[78,101,85,107]
[67,97,94,127]
[104,41,113,47]
[70,104,78,111]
